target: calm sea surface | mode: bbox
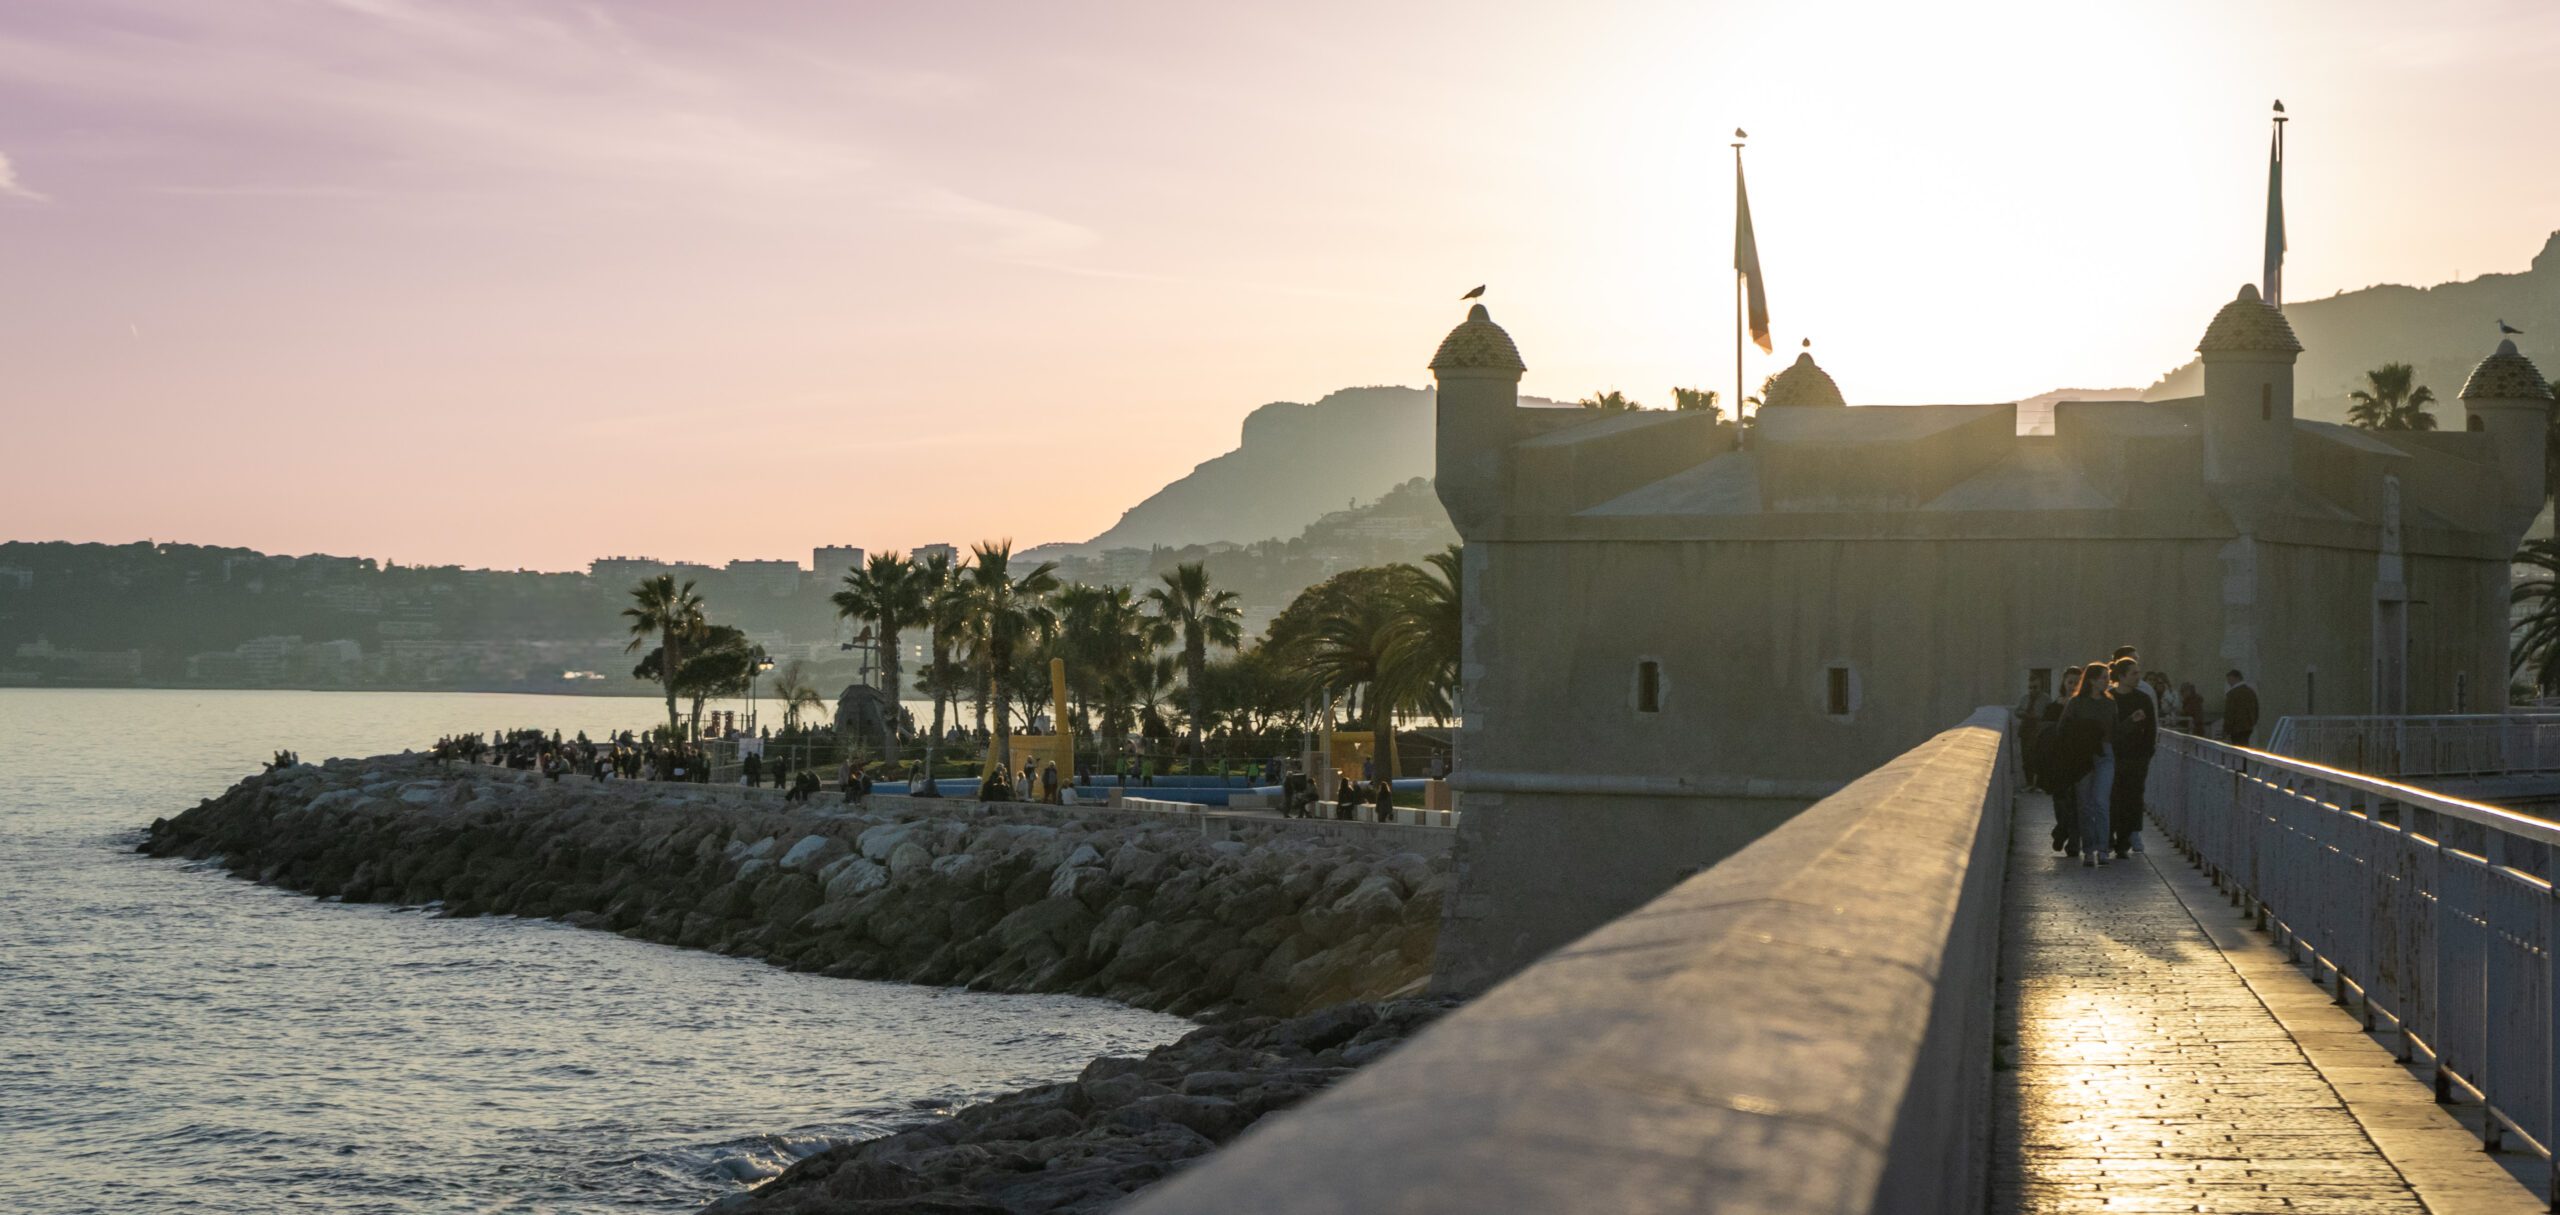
[0,689,1188,1215]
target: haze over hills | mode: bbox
[2147,230,2560,418]
[1060,386,1561,555]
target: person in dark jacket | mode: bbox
[2015,673,2054,792]
[2043,667,2081,852]
[2058,662,2117,867]
[2107,657,2157,857]
[2222,670,2259,745]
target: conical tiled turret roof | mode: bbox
[1761,351,1846,408]
[1429,304,1526,374]
[2196,283,2302,355]
[2460,339,2555,401]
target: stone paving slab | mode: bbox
[1997,793,2450,1215]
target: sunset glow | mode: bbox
[4,0,2555,568]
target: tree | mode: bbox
[2514,539,2560,697]
[912,549,966,779]
[1381,544,1463,720]
[632,624,764,737]
[621,575,706,740]
[1669,386,1722,419]
[1576,389,1642,412]
[832,552,930,761]
[2347,363,2439,431]
[769,658,824,733]
[2545,378,2560,513]
[957,541,1060,779]
[1056,582,1169,766]
[1144,561,1244,769]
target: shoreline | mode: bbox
[142,751,1443,1013]
[141,752,1455,1210]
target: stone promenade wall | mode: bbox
[1120,707,2017,1215]
[142,754,1446,1018]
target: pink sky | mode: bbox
[4,0,2557,571]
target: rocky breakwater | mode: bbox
[717,998,1457,1214]
[142,755,1445,1017]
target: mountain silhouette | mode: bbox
[1074,385,1558,552]
[2148,230,2560,419]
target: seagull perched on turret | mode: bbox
[2500,319,2524,335]
[1460,285,1484,301]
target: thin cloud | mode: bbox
[0,149,44,200]
[900,186,1099,260]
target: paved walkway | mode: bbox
[1995,792,2540,1215]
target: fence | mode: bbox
[2263,714,2560,779]
[2152,730,2560,1183]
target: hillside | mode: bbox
[1073,385,1559,553]
[2147,230,2560,419]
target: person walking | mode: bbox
[2221,670,2259,745]
[1370,775,1396,824]
[2060,661,2117,867]
[2015,672,2054,791]
[2043,667,2084,853]
[743,750,763,789]
[2108,656,2157,857]
[1040,760,1061,805]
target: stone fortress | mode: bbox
[1429,261,2556,989]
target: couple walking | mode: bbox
[2039,651,2158,867]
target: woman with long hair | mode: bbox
[2062,660,2119,867]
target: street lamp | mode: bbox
[749,657,775,734]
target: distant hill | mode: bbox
[1070,385,1560,553]
[2147,230,2560,420]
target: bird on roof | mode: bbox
[1460,285,1485,301]
[2500,319,2524,335]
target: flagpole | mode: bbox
[1733,136,1745,436]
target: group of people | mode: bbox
[974,757,1066,803]
[430,728,710,784]
[2017,653,2266,868]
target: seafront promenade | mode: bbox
[1999,791,2539,1214]
[1116,714,2560,1215]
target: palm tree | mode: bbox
[832,552,929,761]
[1576,389,1641,412]
[621,575,705,740]
[1058,583,1170,765]
[1381,544,1463,720]
[2513,540,2560,696]
[1144,562,1244,769]
[2348,363,2439,431]
[912,550,966,781]
[957,541,1060,778]
[1669,386,1722,419]
[769,658,825,733]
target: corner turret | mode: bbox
[1760,351,1845,408]
[1432,304,1526,532]
[2196,283,2301,501]
[2459,338,2555,537]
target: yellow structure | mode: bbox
[984,657,1077,797]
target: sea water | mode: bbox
[0,689,1188,1215]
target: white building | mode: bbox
[812,546,867,582]
[724,558,804,597]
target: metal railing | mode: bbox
[2263,714,2560,779]
[2152,730,2560,1183]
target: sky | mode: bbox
[4,0,2558,571]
